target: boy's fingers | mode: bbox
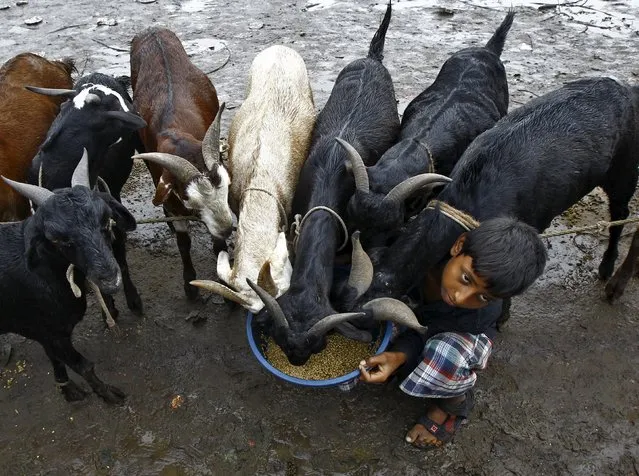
[365,354,385,367]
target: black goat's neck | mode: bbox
[368,208,462,300]
[292,211,341,295]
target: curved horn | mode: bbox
[348,231,373,298]
[133,152,201,185]
[84,93,101,105]
[202,102,226,172]
[335,137,369,193]
[362,297,428,334]
[95,176,111,196]
[307,312,366,339]
[246,278,289,331]
[383,173,452,205]
[71,148,91,188]
[25,86,77,98]
[1,176,54,206]
[190,280,251,307]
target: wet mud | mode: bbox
[1,0,639,474]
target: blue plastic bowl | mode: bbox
[246,312,393,388]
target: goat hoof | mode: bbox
[61,381,90,402]
[604,277,626,304]
[127,294,144,316]
[598,261,615,281]
[184,283,200,301]
[98,385,126,404]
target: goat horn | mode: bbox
[383,173,452,205]
[307,312,367,339]
[190,280,251,307]
[347,231,373,299]
[133,152,201,185]
[335,137,369,193]
[24,86,77,98]
[202,102,226,172]
[362,297,428,334]
[95,176,111,196]
[71,148,91,188]
[246,278,289,331]
[1,176,54,206]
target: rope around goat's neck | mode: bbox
[414,139,435,174]
[292,206,349,252]
[240,187,288,231]
[426,199,480,231]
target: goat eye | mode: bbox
[52,238,71,247]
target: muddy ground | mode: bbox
[1,0,639,474]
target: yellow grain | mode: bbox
[264,331,381,381]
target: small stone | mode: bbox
[15,0,27,5]
[24,15,42,25]
[96,17,117,26]
[0,5,10,10]
[170,394,184,409]
[137,0,156,3]
[249,22,264,30]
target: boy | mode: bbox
[358,217,547,448]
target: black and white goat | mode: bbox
[343,11,514,248]
[26,73,146,321]
[337,77,639,327]
[0,152,135,403]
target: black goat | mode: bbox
[0,152,135,403]
[251,2,408,366]
[26,73,147,320]
[343,11,514,247]
[337,77,639,324]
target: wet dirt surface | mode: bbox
[2,0,639,474]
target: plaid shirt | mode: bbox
[400,331,492,398]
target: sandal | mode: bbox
[408,413,465,448]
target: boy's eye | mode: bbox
[461,273,470,284]
[478,294,489,303]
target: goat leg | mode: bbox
[112,226,143,315]
[605,227,639,303]
[43,346,89,401]
[50,336,125,404]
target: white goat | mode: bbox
[191,45,316,312]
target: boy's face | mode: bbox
[440,235,496,309]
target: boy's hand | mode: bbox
[358,351,407,384]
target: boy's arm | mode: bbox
[387,328,428,382]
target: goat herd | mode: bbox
[1,2,638,404]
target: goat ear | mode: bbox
[257,261,278,297]
[23,226,44,269]
[152,180,173,206]
[97,192,137,232]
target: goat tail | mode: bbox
[485,10,515,56]
[368,0,392,62]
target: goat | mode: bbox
[343,12,514,247]
[0,53,74,221]
[605,226,639,303]
[249,2,443,366]
[336,77,639,328]
[0,151,135,403]
[190,45,316,312]
[130,27,233,300]
[25,72,147,321]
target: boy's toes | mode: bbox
[405,423,441,448]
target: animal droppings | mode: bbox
[265,332,381,381]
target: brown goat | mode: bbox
[130,27,233,299]
[0,53,74,221]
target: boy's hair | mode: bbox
[461,216,547,298]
